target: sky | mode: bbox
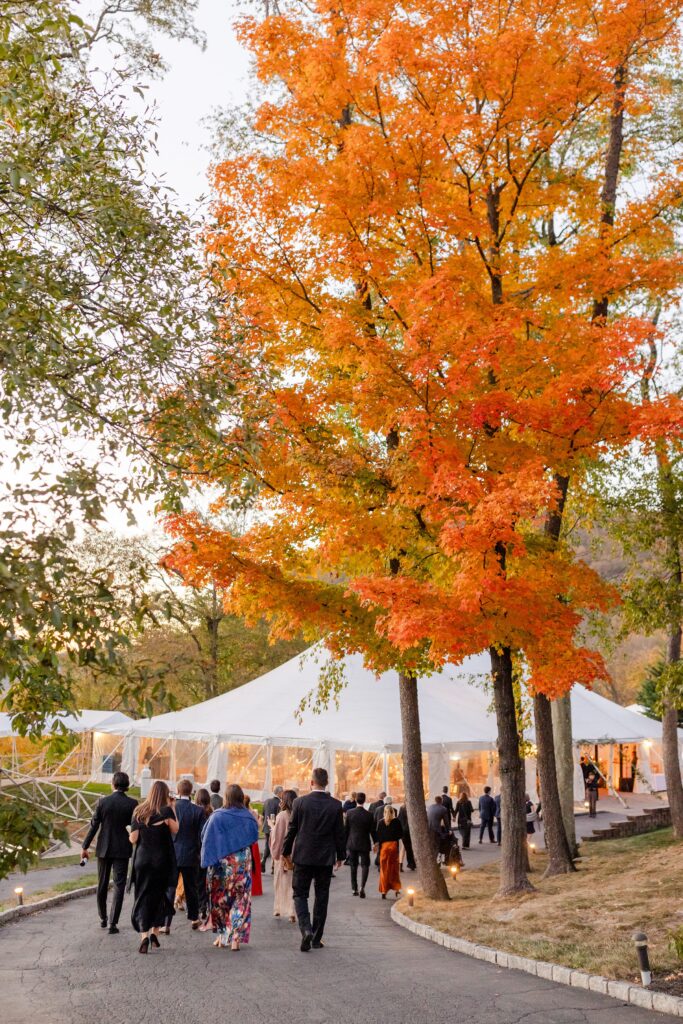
[97,1,252,535]
[144,0,252,210]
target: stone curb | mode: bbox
[0,884,98,927]
[390,904,683,1018]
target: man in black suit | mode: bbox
[166,778,206,929]
[81,771,137,933]
[428,795,452,860]
[368,791,386,817]
[344,792,376,898]
[261,785,283,873]
[282,767,345,952]
[441,786,455,822]
[478,786,497,843]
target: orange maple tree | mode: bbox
[162,0,683,892]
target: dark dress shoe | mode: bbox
[138,938,150,954]
[359,890,366,899]
[313,940,325,949]
[300,931,313,952]
[352,890,359,896]
[108,925,119,934]
[100,919,108,929]
[149,934,160,948]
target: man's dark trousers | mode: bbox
[261,832,272,871]
[167,865,200,923]
[97,857,128,926]
[479,820,495,843]
[292,864,333,943]
[348,850,370,893]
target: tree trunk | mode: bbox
[398,671,449,901]
[551,693,579,857]
[204,584,221,699]
[534,692,575,875]
[664,626,683,838]
[490,646,534,894]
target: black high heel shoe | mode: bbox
[138,938,150,954]
[149,934,160,948]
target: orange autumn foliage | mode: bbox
[163,0,683,697]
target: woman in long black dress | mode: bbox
[129,780,178,953]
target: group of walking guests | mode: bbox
[82,769,541,956]
[82,767,347,954]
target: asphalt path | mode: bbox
[1,861,675,1024]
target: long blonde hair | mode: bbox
[383,804,397,825]
[134,780,171,825]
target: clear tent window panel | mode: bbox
[270,745,314,794]
[227,743,267,792]
[386,752,428,804]
[92,731,124,776]
[174,739,209,782]
[449,750,497,796]
[335,750,383,802]
[138,737,172,780]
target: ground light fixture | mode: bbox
[632,931,652,987]
[407,888,415,908]
[450,865,459,880]
[14,887,23,906]
[528,841,537,854]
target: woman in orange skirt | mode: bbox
[375,805,403,898]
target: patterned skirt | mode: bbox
[207,846,253,945]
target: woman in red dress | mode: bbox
[245,795,263,896]
[375,805,403,899]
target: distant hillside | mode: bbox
[573,529,665,706]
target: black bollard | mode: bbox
[632,931,651,987]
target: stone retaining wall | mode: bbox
[583,807,671,843]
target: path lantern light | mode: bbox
[449,865,459,881]
[407,888,415,908]
[528,841,536,854]
[14,887,23,906]
[632,932,652,987]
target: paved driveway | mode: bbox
[0,865,675,1024]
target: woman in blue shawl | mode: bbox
[201,783,259,950]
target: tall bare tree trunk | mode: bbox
[551,694,578,857]
[398,672,449,900]
[534,692,575,875]
[490,646,533,894]
[663,629,683,838]
[641,333,683,838]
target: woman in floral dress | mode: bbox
[200,783,258,950]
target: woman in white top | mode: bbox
[269,789,297,921]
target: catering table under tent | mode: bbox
[95,648,678,803]
[0,709,133,777]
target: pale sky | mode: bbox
[144,0,251,210]
[105,1,253,534]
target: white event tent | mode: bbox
[0,709,132,738]
[0,709,134,777]
[96,649,677,802]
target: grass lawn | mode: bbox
[403,829,683,984]
[60,781,141,798]
[0,873,98,914]
[31,855,80,870]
